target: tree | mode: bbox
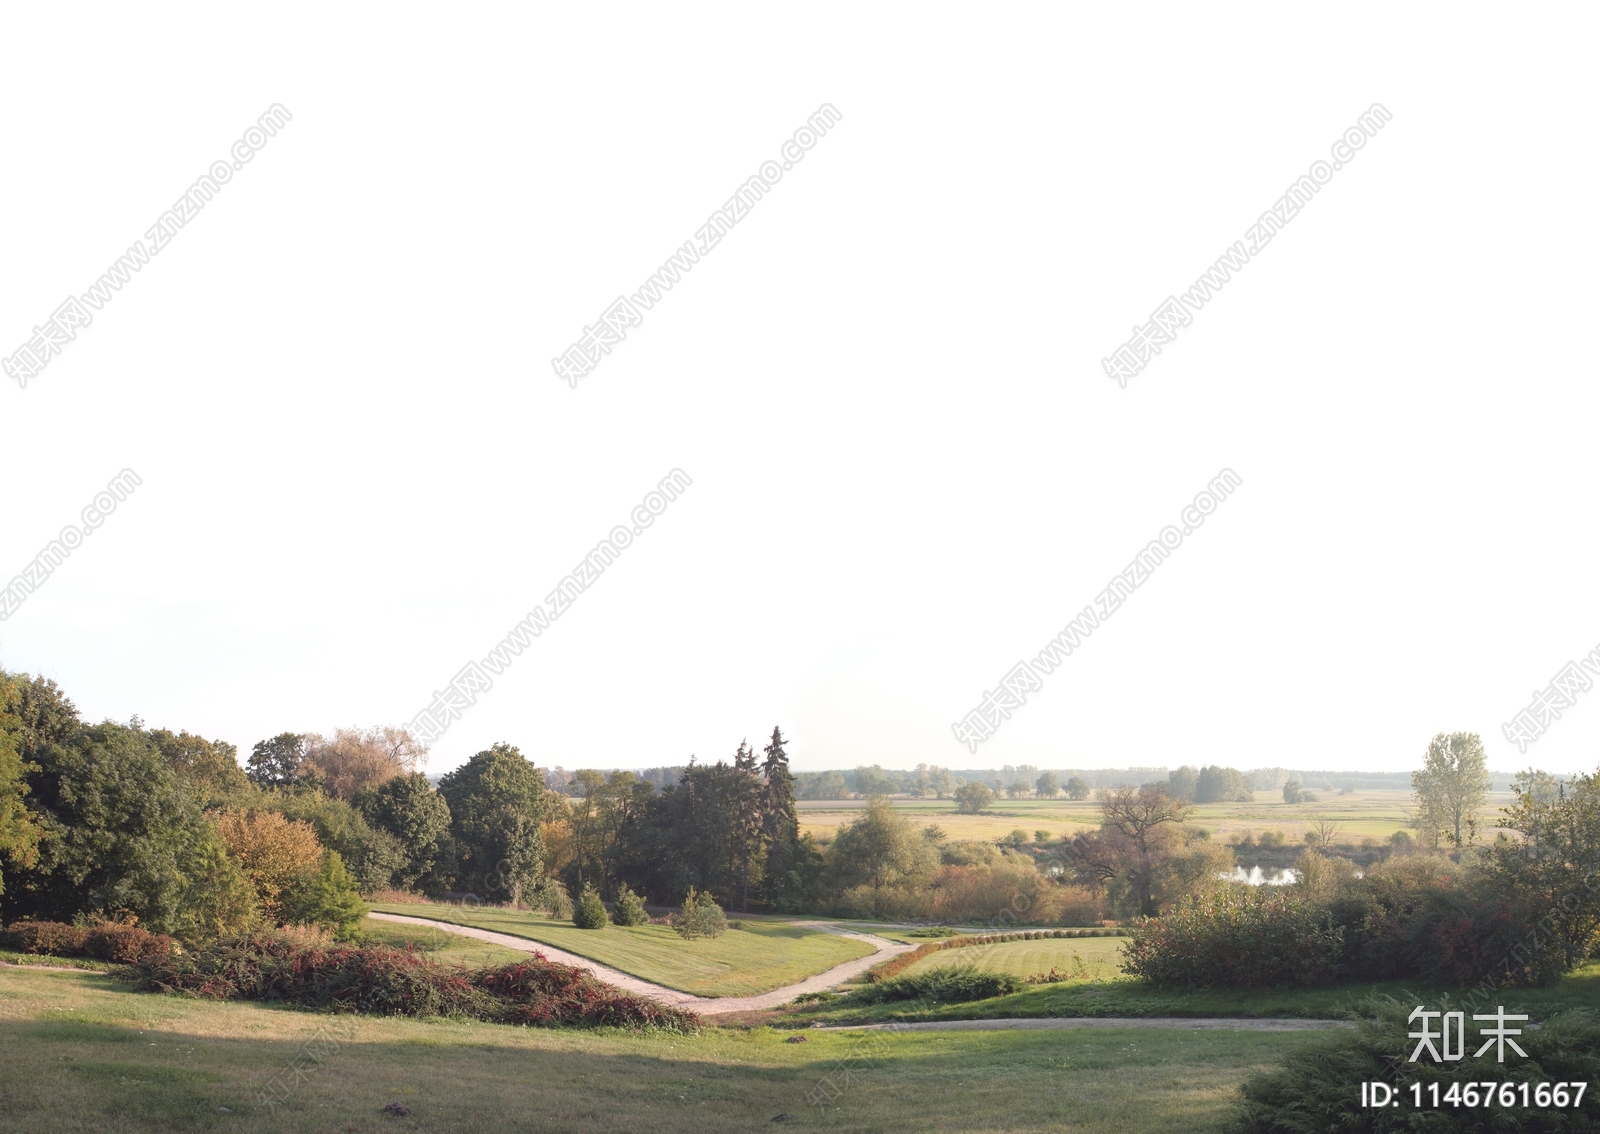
[304,726,427,802]
[1168,766,1199,802]
[247,732,313,789]
[1194,766,1254,803]
[759,727,800,908]
[354,773,452,892]
[1282,780,1304,804]
[5,722,230,933]
[0,675,45,904]
[854,765,896,796]
[671,887,727,940]
[1064,776,1090,801]
[438,743,546,903]
[1071,784,1197,917]
[215,810,326,923]
[1035,772,1060,798]
[797,771,848,800]
[827,797,938,916]
[286,851,368,940]
[146,729,249,805]
[272,788,403,894]
[572,883,609,929]
[1412,732,1490,848]
[954,781,995,814]
[1310,819,1342,848]
[611,883,647,926]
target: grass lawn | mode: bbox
[901,937,1128,982]
[367,902,874,997]
[358,917,533,968]
[791,961,1600,1028]
[0,965,1297,1133]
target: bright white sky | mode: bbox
[2,5,1597,778]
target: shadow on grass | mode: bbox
[0,1008,1300,1134]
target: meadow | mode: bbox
[0,965,1297,1133]
[367,901,874,997]
[797,789,1518,846]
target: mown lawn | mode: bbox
[358,917,533,968]
[368,903,874,997]
[0,965,1297,1133]
[900,936,1128,982]
[792,961,1600,1028]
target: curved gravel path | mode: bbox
[368,912,915,1015]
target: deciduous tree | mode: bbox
[1412,732,1489,847]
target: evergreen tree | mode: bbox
[438,743,546,902]
[759,726,799,906]
[573,883,609,929]
[611,883,648,926]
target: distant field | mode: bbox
[900,937,1128,982]
[798,790,1520,845]
[368,902,873,998]
[0,965,1296,1133]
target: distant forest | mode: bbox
[521,763,1523,799]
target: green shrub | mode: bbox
[1124,890,1343,988]
[533,877,573,920]
[573,885,608,930]
[852,969,1024,1005]
[671,888,727,940]
[1231,997,1600,1132]
[286,852,369,941]
[610,885,647,927]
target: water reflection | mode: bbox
[1222,865,1299,886]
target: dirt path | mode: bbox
[819,1017,1353,1032]
[368,912,915,1015]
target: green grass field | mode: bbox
[900,937,1128,982]
[0,965,1296,1133]
[358,917,534,968]
[368,903,874,997]
[791,961,1600,1029]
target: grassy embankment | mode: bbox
[0,965,1295,1133]
[783,936,1600,1028]
[367,902,874,997]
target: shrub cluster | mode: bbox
[671,888,727,940]
[132,932,698,1032]
[0,920,179,963]
[1230,997,1600,1132]
[572,886,609,930]
[852,969,1025,1005]
[1123,890,1344,988]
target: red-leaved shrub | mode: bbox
[1,921,91,956]
[133,932,697,1032]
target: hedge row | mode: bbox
[133,933,698,1032]
[852,969,1025,1005]
[0,920,179,964]
[866,928,1125,983]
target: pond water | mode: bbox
[1222,865,1300,886]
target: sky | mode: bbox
[2,5,1597,778]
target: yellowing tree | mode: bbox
[215,810,325,922]
[303,726,428,802]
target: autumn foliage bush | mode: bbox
[132,931,698,1032]
[0,920,178,962]
[1123,889,1344,988]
